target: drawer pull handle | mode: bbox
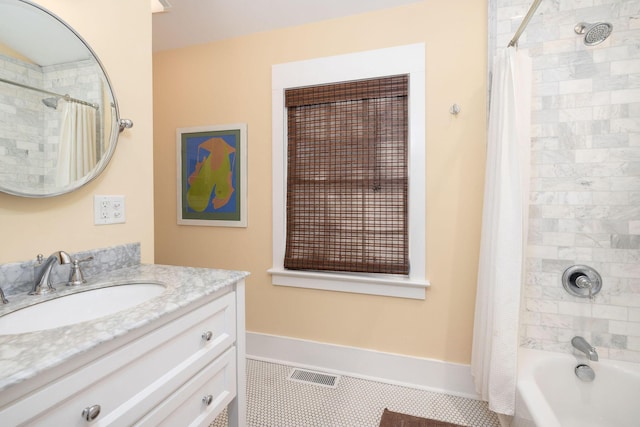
[202,394,213,406]
[82,404,101,421]
[202,330,213,341]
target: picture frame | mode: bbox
[176,123,247,227]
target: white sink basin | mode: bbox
[0,283,165,335]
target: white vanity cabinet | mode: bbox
[0,276,246,427]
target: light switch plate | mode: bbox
[94,195,126,225]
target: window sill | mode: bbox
[268,268,429,300]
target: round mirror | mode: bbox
[0,0,130,197]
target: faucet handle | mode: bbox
[575,275,594,299]
[67,256,94,286]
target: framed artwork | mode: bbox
[176,123,247,227]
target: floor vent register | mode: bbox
[287,368,340,388]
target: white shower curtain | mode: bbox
[471,47,532,416]
[56,101,97,187]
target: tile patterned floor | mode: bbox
[212,359,500,427]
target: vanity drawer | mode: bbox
[0,291,236,426]
[135,347,237,427]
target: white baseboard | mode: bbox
[246,332,479,400]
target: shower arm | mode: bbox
[507,0,543,48]
[0,76,99,109]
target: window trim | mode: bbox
[270,43,428,300]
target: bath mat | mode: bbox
[379,408,464,427]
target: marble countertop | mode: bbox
[0,263,249,392]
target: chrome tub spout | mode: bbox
[571,336,598,361]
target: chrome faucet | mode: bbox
[31,251,72,295]
[571,336,598,361]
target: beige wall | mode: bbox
[154,0,487,364]
[0,0,155,264]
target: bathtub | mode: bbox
[513,347,640,427]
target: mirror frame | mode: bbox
[0,0,129,198]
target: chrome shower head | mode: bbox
[42,97,59,109]
[574,22,613,46]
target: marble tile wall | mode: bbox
[0,54,46,189]
[490,0,640,362]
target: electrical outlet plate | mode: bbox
[94,195,126,225]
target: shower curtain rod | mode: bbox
[0,77,99,109]
[507,0,543,47]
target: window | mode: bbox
[284,75,409,275]
[270,44,428,299]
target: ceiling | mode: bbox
[152,0,423,52]
[1,0,424,64]
[0,0,92,67]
